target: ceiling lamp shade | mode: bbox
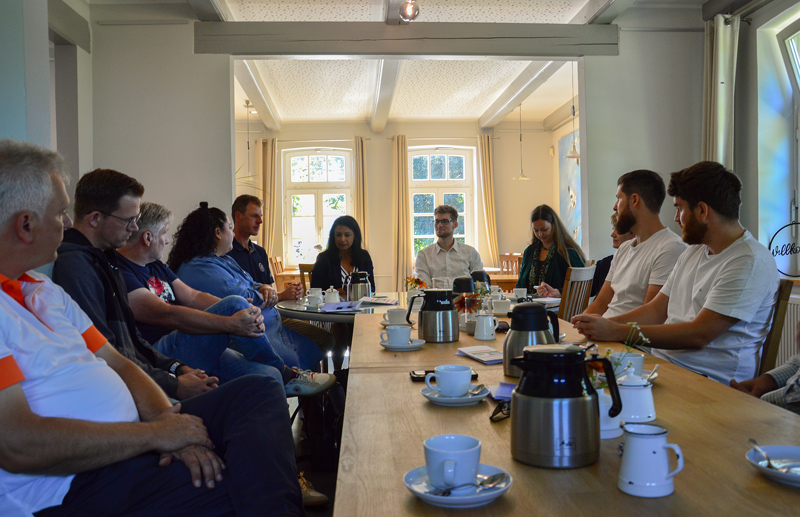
[567,61,580,161]
[399,1,419,22]
[565,141,580,159]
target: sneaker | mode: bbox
[285,368,336,397]
[298,471,329,507]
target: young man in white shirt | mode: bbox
[582,169,686,319]
[573,161,779,384]
[414,204,483,286]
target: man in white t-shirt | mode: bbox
[582,169,686,319]
[0,140,302,516]
[414,204,484,286]
[573,161,779,384]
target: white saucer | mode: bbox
[421,386,490,406]
[380,338,425,352]
[746,445,800,487]
[404,463,512,508]
[640,369,659,382]
[381,320,415,327]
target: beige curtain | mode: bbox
[478,134,500,267]
[353,136,370,249]
[261,138,278,254]
[702,14,740,167]
[392,135,411,291]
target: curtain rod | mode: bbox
[275,138,370,143]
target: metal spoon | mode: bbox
[468,384,485,396]
[429,472,508,496]
[645,364,660,383]
[749,438,793,473]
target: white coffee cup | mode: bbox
[492,299,511,315]
[307,287,323,296]
[380,325,412,346]
[307,294,323,307]
[490,285,501,294]
[513,288,527,299]
[474,314,499,340]
[610,352,645,376]
[618,424,683,498]
[424,434,481,491]
[382,307,406,324]
[599,392,622,439]
[425,364,471,397]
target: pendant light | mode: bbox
[565,61,580,161]
[513,103,530,180]
[399,1,419,22]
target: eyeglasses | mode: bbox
[99,211,140,230]
[434,218,454,225]
[490,400,510,422]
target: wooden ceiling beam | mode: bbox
[234,60,282,131]
[370,59,400,133]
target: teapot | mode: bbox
[616,367,656,423]
[345,271,372,301]
[406,289,459,343]
[324,286,339,303]
[502,302,560,377]
[510,345,621,469]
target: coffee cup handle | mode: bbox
[382,313,389,321]
[425,373,439,392]
[443,460,457,486]
[380,331,389,342]
[664,443,683,479]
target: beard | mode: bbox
[681,214,708,245]
[615,209,636,235]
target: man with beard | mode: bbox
[573,162,778,384]
[581,169,686,319]
[414,204,484,286]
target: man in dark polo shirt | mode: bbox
[228,195,334,357]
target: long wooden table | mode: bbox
[333,314,800,515]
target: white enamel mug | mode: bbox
[474,314,499,340]
[618,424,683,498]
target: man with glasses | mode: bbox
[414,205,483,287]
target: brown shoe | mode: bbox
[298,471,329,507]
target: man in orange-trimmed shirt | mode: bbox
[0,140,302,516]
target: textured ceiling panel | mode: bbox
[255,59,376,120]
[230,0,382,21]
[389,60,531,120]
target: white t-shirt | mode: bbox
[604,228,686,318]
[653,231,779,384]
[0,272,138,516]
[414,239,484,286]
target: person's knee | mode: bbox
[208,295,252,315]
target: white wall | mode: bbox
[91,4,233,243]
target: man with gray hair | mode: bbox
[0,139,304,515]
[414,204,484,286]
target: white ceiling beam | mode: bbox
[370,59,400,133]
[233,60,282,131]
[194,22,619,58]
[573,0,638,25]
[48,0,90,53]
[478,61,566,128]
[543,96,578,131]
[187,0,232,22]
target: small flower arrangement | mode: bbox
[587,323,650,388]
[404,276,427,290]
[454,293,482,313]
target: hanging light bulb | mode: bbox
[399,0,419,22]
[566,61,580,161]
[514,103,530,180]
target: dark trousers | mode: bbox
[36,375,304,516]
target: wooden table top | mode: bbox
[333,315,800,515]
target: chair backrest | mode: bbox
[499,253,520,275]
[269,256,284,276]
[758,279,794,376]
[558,265,596,321]
[298,263,314,296]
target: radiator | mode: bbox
[778,296,800,368]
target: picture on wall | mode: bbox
[558,131,581,243]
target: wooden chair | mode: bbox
[298,263,314,296]
[557,265,596,321]
[268,256,284,277]
[499,253,520,275]
[758,279,794,376]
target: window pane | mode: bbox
[430,155,446,180]
[291,194,315,216]
[322,193,346,215]
[291,216,316,237]
[443,193,464,213]
[454,215,465,235]
[413,216,434,236]
[414,238,434,255]
[412,156,428,180]
[448,155,464,180]
[328,156,345,182]
[455,237,465,244]
[412,193,434,214]
[291,156,308,183]
[309,155,326,182]
[292,238,319,262]
[322,216,338,243]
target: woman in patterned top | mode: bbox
[310,215,375,296]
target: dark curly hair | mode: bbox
[167,202,229,272]
[322,215,367,263]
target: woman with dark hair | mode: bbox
[516,204,586,297]
[169,202,327,374]
[310,215,375,295]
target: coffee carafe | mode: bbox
[345,271,372,301]
[502,302,560,377]
[406,289,459,343]
[510,345,621,469]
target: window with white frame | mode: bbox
[283,148,352,266]
[409,147,475,259]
